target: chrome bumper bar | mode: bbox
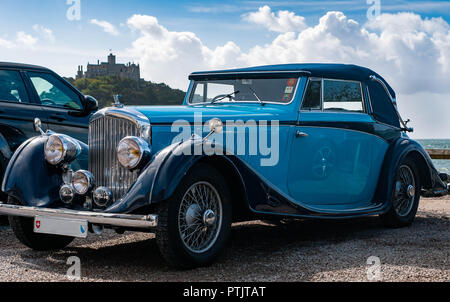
[0,203,157,229]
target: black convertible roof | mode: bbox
[190,63,396,99]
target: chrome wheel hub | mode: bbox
[407,185,415,199]
[203,209,216,226]
[178,181,223,254]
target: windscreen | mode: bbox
[189,78,299,104]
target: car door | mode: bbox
[0,69,45,153]
[25,71,89,143]
[287,78,389,210]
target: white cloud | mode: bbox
[125,8,450,138]
[32,25,55,43]
[241,11,450,95]
[188,5,242,13]
[90,19,119,36]
[0,37,15,49]
[400,92,450,139]
[16,31,38,47]
[126,14,243,89]
[127,10,450,95]
[243,5,307,33]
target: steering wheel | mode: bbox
[41,99,56,106]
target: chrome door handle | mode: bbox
[296,130,308,138]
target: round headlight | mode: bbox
[59,184,74,204]
[93,186,112,207]
[71,170,94,195]
[44,134,80,165]
[117,136,150,170]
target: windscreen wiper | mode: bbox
[248,87,265,106]
[210,90,240,104]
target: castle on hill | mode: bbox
[76,53,140,82]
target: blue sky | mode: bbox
[1,0,450,138]
[1,0,449,55]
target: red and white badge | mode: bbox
[287,78,297,86]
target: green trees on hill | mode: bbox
[66,76,186,108]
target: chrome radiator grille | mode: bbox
[89,116,140,202]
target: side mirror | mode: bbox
[33,118,44,135]
[83,95,98,115]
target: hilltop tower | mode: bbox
[77,53,141,83]
[76,65,83,79]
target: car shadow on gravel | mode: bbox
[0,216,9,227]
[11,213,449,281]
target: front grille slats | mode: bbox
[88,115,140,203]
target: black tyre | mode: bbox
[0,162,8,225]
[8,196,74,251]
[156,163,232,269]
[380,157,421,227]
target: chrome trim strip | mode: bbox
[0,203,158,228]
[295,124,389,142]
[299,77,366,113]
[365,85,374,114]
[369,75,395,101]
[189,70,312,78]
[187,76,302,106]
[90,107,151,143]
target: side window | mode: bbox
[323,79,364,112]
[301,79,321,110]
[28,72,82,110]
[0,70,29,103]
[190,83,206,104]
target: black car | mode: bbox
[0,62,97,200]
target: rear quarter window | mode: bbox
[323,79,363,112]
[301,78,364,113]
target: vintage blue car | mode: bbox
[0,64,447,268]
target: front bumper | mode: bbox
[0,203,158,229]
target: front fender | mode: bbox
[373,137,447,209]
[105,139,206,213]
[105,138,240,213]
[1,135,88,207]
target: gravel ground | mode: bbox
[0,196,448,282]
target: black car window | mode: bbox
[28,72,82,110]
[323,79,364,112]
[0,70,29,103]
[301,78,321,110]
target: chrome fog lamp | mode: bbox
[71,170,95,195]
[93,187,112,207]
[59,184,74,204]
[44,134,80,165]
[117,136,151,170]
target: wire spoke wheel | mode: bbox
[393,165,416,217]
[178,181,223,254]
